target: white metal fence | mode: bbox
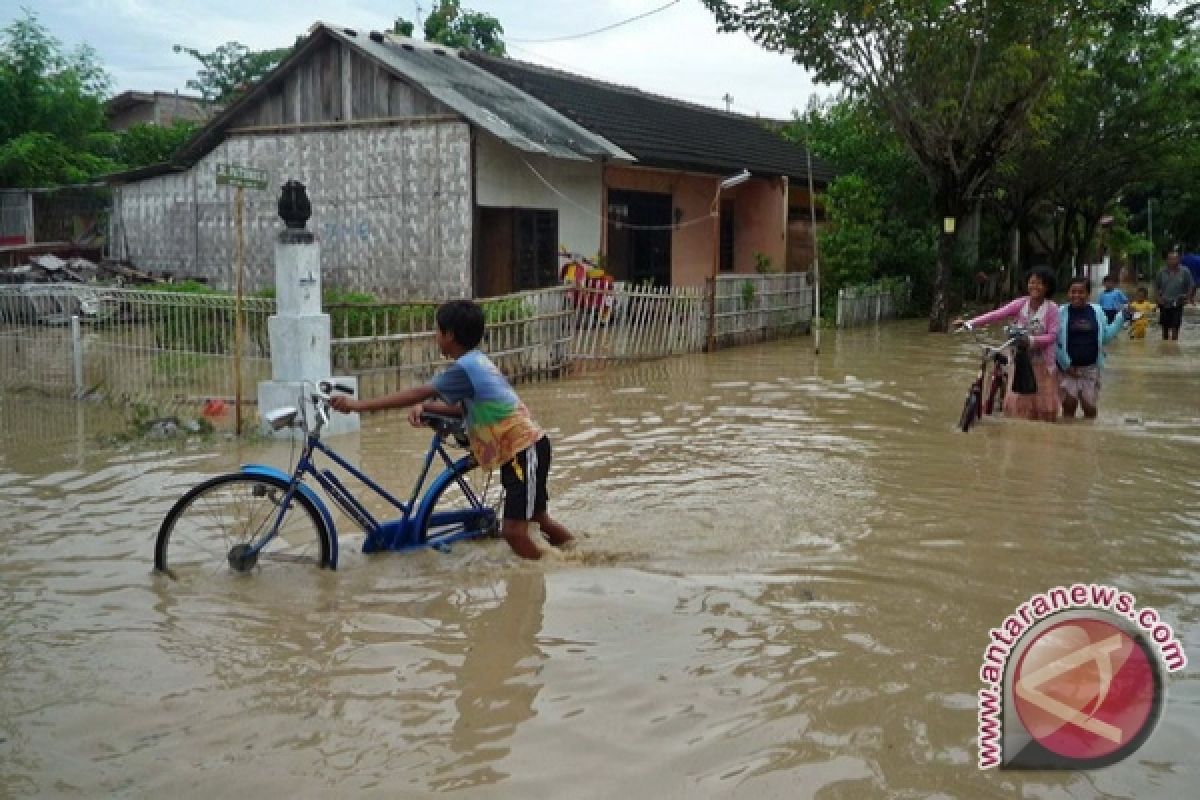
[2,276,813,410]
[0,285,273,406]
[835,277,913,328]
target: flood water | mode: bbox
[2,320,1198,798]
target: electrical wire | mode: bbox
[508,0,681,44]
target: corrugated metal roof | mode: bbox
[110,23,631,184]
[323,26,631,163]
[464,51,835,184]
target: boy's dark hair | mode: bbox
[1136,286,1149,296]
[1103,274,1117,284]
[1068,276,1090,292]
[436,299,485,349]
[1027,267,1058,297]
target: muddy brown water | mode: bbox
[2,320,1197,798]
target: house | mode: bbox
[106,90,215,131]
[465,51,835,286]
[106,22,830,300]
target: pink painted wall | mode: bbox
[730,177,787,275]
[604,166,787,288]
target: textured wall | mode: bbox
[111,121,473,301]
[475,132,602,259]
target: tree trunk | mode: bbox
[929,226,956,332]
[1006,220,1022,299]
[928,187,965,332]
[957,200,983,276]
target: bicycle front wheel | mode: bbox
[959,393,980,432]
[417,461,504,547]
[155,473,331,579]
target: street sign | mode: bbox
[216,163,268,190]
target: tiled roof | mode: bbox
[463,51,834,184]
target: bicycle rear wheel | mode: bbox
[155,473,331,579]
[417,461,504,548]
[959,393,980,432]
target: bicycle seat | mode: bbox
[420,413,470,447]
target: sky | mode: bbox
[7,0,828,120]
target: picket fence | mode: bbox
[835,278,913,328]
[0,273,811,412]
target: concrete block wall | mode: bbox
[112,121,473,300]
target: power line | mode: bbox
[508,0,681,44]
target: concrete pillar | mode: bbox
[258,184,359,437]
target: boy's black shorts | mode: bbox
[500,436,551,521]
[1160,304,1184,331]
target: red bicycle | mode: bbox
[954,325,1026,432]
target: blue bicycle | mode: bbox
[154,381,502,578]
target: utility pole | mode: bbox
[722,93,733,113]
[805,134,822,355]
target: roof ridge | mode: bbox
[464,50,784,125]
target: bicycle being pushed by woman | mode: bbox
[154,381,503,579]
[952,323,1032,432]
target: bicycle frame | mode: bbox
[241,389,495,569]
[955,325,1025,431]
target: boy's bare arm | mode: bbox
[331,384,437,414]
[419,400,462,416]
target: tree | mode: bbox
[116,120,200,167]
[173,41,292,104]
[786,99,934,305]
[0,11,118,186]
[991,9,1200,286]
[703,0,1152,330]
[395,0,506,55]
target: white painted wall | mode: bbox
[474,133,603,260]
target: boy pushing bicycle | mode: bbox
[331,299,575,560]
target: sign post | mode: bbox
[216,164,269,435]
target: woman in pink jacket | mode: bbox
[953,269,1061,422]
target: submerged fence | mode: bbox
[1,273,812,410]
[0,285,273,406]
[835,277,913,328]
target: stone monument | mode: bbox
[257,180,359,436]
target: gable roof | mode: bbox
[109,23,630,183]
[319,27,631,163]
[462,51,834,185]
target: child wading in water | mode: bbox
[1056,277,1124,419]
[332,300,575,560]
[1128,287,1155,339]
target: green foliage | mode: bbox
[0,11,117,186]
[116,120,199,166]
[818,174,881,291]
[992,10,1200,276]
[396,0,506,55]
[703,0,1151,329]
[479,296,533,323]
[739,280,756,310]
[753,252,774,273]
[788,100,936,306]
[150,281,230,353]
[172,41,291,104]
